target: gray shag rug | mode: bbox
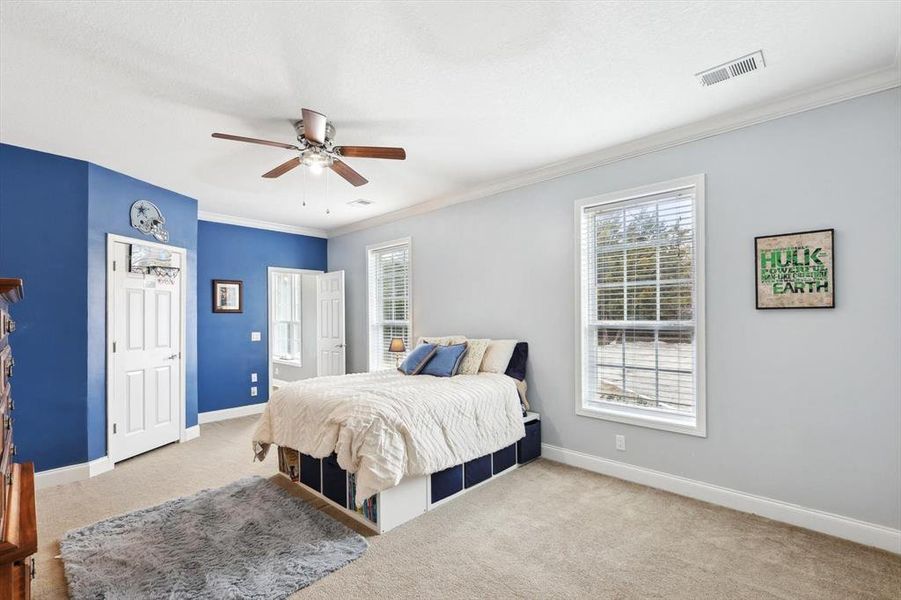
[60,476,368,599]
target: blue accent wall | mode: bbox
[197,220,326,412]
[86,164,199,459]
[0,143,326,471]
[0,144,199,469]
[0,144,90,470]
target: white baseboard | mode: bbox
[198,403,266,424]
[35,455,114,490]
[37,425,202,491]
[88,455,113,477]
[35,462,89,490]
[541,443,901,554]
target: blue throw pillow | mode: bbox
[420,343,468,377]
[398,343,438,375]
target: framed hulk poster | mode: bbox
[755,228,834,309]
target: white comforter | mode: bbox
[253,370,525,505]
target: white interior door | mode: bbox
[317,271,346,376]
[109,240,183,463]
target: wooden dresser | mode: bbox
[0,279,36,599]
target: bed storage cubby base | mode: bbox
[277,412,540,534]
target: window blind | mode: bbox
[580,185,698,417]
[368,241,411,371]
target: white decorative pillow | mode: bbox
[416,335,467,347]
[479,339,518,373]
[457,338,490,375]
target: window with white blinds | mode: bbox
[576,176,706,436]
[270,271,303,365]
[368,238,412,371]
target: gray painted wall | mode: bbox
[328,89,901,529]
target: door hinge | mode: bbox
[113,341,117,353]
[113,260,117,271]
[113,423,117,434]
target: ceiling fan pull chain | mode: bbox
[325,165,330,215]
[302,167,307,207]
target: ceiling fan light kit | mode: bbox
[301,147,333,174]
[211,107,406,189]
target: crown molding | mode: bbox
[328,66,900,238]
[198,211,328,239]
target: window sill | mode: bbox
[273,358,302,368]
[577,403,706,437]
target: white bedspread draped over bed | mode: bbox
[253,370,525,505]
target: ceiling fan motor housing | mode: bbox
[294,119,336,145]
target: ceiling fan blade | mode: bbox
[212,132,299,151]
[330,159,368,187]
[262,157,301,178]
[336,146,406,160]
[301,108,328,145]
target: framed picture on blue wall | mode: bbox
[212,279,243,313]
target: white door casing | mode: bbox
[107,236,186,463]
[267,266,323,395]
[317,271,346,376]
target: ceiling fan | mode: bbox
[212,108,406,187]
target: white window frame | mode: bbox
[269,268,305,367]
[267,266,322,395]
[574,174,706,437]
[367,237,413,372]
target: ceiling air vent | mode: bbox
[696,50,766,87]
[347,199,373,207]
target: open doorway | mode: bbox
[267,267,322,395]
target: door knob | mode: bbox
[167,353,180,360]
[335,344,345,348]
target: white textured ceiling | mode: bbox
[1,1,899,234]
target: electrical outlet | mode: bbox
[615,435,626,451]
[250,331,261,342]
[250,386,258,397]
[251,372,258,383]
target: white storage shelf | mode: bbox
[277,412,541,533]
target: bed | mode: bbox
[253,367,541,533]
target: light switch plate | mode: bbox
[251,386,258,397]
[250,331,261,342]
[251,373,258,383]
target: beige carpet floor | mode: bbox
[36,416,900,599]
